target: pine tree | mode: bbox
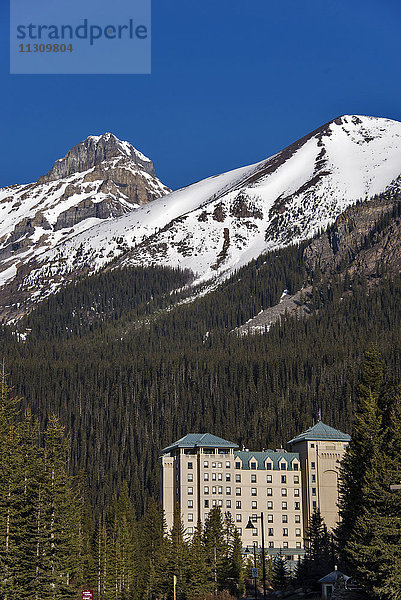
[203,507,228,593]
[139,498,167,600]
[187,520,210,599]
[336,345,384,565]
[166,504,189,600]
[345,384,401,598]
[298,508,333,591]
[271,550,289,591]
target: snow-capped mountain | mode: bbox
[0,132,170,287]
[2,115,401,319]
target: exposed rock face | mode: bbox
[38,132,155,182]
[0,132,170,310]
[304,186,401,278]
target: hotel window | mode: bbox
[283,528,289,537]
[212,462,216,468]
[252,501,257,509]
[204,486,209,494]
[282,515,288,523]
[226,474,231,481]
[236,488,241,496]
[295,515,301,523]
[212,473,217,481]
[218,462,222,468]
[212,487,217,494]
[252,514,258,522]
[218,473,222,481]
[252,528,258,536]
[280,463,286,470]
[226,461,230,468]
[267,514,273,523]
[283,541,288,548]
[188,487,193,495]
[236,501,242,509]
[281,489,287,496]
[293,463,299,470]
[294,475,299,484]
[188,514,194,521]
[281,475,286,484]
[295,502,300,510]
[311,462,316,469]
[267,488,272,496]
[212,500,217,507]
[218,500,222,507]
[251,474,257,483]
[251,488,257,496]
[237,527,242,534]
[236,514,242,522]
[268,541,274,548]
[312,501,317,509]
[251,462,257,470]
[188,462,193,469]
[204,473,209,481]
[296,542,302,549]
[187,527,193,534]
[235,462,241,469]
[268,528,274,536]
[204,500,209,508]
[311,443,315,448]
[204,461,209,468]
[188,500,193,508]
[296,528,301,537]
[226,500,231,508]
[282,501,288,510]
[218,486,223,494]
[266,474,272,483]
[294,489,300,497]
[188,474,193,482]
[267,501,273,509]
[236,474,241,482]
[312,474,316,483]
[266,463,272,470]
[312,488,316,496]
[226,487,231,495]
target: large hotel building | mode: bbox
[160,421,350,563]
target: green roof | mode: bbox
[161,433,238,454]
[234,451,300,470]
[287,421,351,445]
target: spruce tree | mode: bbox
[271,550,289,591]
[187,521,210,599]
[336,345,384,565]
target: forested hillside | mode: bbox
[0,189,401,514]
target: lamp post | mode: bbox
[246,514,267,600]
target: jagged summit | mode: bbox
[1,114,401,320]
[38,132,155,184]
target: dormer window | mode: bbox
[250,462,257,470]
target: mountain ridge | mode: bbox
[1,114,401,320]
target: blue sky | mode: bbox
[1,0,401,191]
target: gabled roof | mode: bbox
[234,451,300,470]
[319,570,349,584]
[287,421,351,445]
[161,433,238,454]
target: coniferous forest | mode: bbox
[0,205,401,597]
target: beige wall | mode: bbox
[160,447,304,557]
[289,439,348,532]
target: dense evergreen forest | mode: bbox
[0,228,400,515]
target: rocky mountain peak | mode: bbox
[38,132,155,184]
